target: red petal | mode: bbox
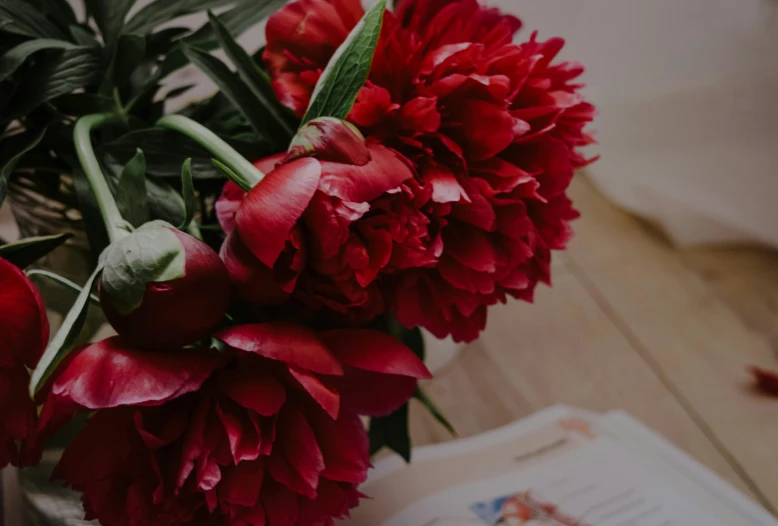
[317,144,414,203]
[320,329,431,379]
[220,232,291,305]
[262,479,299,526]
[218,458,266,507]
[0,257,49,368]
[288,366,340,419]
[222,368,287,417]
[399,97,441,133]
[215,181,245,234]
[48,337,217,410]
[236,158,322,267]
[307,411,369,484]
[328,367,420,417]
[216,323,343,375]
[285,118,370,165]
[448,99,518,160]
[270,408,324,498]
[750,366,778,397]
[422,164,469,204]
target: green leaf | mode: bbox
[0,233,72,269]
[4,47,102,121]
[0,126,48,208]
[212,158,251,192]
[0,0,69,39]
[72,167,111,262]
[125,0,235,34]
[114,149,149,227]
[146,176,187,227]
[100,221,186,315]
[41,0,78,29]
[0,39,79,84]
[69,24,101,47]
[207,10,297,142]
[414,388,457,437]
[369,403,411,462]
[302,0,386,125]
[179,158,196,230]
[181,43,274,139]
[86,0,135,49]
[112,33,146,93]
[101,128,223,179]
[30,264,104,396]
[26,269,101,306]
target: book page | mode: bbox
[343,407,750,525]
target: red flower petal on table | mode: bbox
[235,158,322,267]
[750,366,778,397]
[46,337,217,410]
[0,257,49,368]
[215,322,343,375]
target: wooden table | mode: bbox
[409,176,778,516]
[3,176,778,520]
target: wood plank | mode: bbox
[411,269,754,498]
[563,176,778,511]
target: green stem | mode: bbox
[156,115,265,188]
[74,114,129,241]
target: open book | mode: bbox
[341,406,778,526]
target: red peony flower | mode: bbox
[99,221,232,350]
[42,324,430,526]
[218,118,416,321]
[262,0,597,341]
[0,257,48,468]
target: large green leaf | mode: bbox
[181,43,273,139]
[0,0,69,39]
[114,149,150,227]
[208,11,297,142]
[369,402,411,462]
[5,47,102,120]
[30,263,104,396]
[302,0,386,125]
[0,233,72,269]
[0,39,79,84]
[0,126,48,208]
[125,0,235,34]
[100,221,186,314]
[85,0,135,49]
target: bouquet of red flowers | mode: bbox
[0,0,594,524]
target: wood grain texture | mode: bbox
[411,175,778,513]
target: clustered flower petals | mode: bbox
[242,0,597,341]
[0,257,48,468]
[45,324,430,526]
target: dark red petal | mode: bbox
[275,407,325,496]
[750,366,778,397]
[288,366,340,419]
[218,458,266,507]
[222,368,287,416]
[330,367,420,417]
[48,337,217,410]
[215,181,245,234]
[216,323,343,375]
[220,231,292,305]
[317,144,414,203]
[236,158,322,267]
[0,257,49,368]
[320,329,431,379]
[262,478,299,526]
[307,410,369,484]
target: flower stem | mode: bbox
[73,114,130,242]
[156,115,265,188]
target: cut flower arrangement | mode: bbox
[0,0,595,524]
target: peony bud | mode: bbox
[99,221,230,349]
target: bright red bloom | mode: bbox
[0,257,48,468]
[263,0,597,341]
[218,119,416,321]
[43,325,430,526]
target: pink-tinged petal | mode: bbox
[221,368,287,416]
[288,366,340,419]
[422,164,469,204]
[0,257,49,368]
[317,144,414,203]
[285,117,370,165]
[218,458,266,507]
[236,158,322,267]
[220,232,291,305]
[216,323,343,375]
[48,337,217,410]
[262,479,299,526]
[399,97,441,133]
[307,410,369,484]
[215,181,245,234]
[320,329,431,379]
[253,153,285,175]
